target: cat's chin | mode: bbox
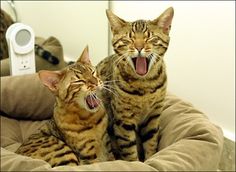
[85,106,100,113]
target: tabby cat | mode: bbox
[16,46,114,167]
[96,7,174,161]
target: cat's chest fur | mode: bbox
[102,55,167,124]
[53,102,107,140]
[114,79,165,123]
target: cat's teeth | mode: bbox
[86,95,100,109]
[128,57,135,71]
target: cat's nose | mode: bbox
[136,46,143,52]
[136,47,144,57]
[135,43,144,53]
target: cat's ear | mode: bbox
[151,7,174,34]
[77,45,91,65]
[106,9,127,34]
[38,70,63,94]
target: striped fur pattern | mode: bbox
[16,131,79,167]
[96,7,174,161]
[16,46,114,166]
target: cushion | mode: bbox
[1,73,54,120]
[0,73,224,171]
[0,116,48,151]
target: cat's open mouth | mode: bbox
[131,57,150,76]
[85,94,100,109]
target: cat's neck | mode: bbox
[53,98,105,128]
[52,99,107,162]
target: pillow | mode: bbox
[0,73,54,120]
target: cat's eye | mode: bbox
[148,37,160,46]
[122,39,131,44]
[72,79,86,85]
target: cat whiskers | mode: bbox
[151,52,161,62]
[86,90,104,109]
[86,91,95,108]
[103,80,125,84]
[101,83,119,99]
[147,53,161,70]
[91,91,105,109]
[92,93,103,106]
[113,54,128,67]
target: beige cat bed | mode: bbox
[0,74,224,171]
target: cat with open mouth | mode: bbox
[16,46,115,166]
[97,7,174,161]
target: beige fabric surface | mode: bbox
[1,116,48,151]
[0,73,224,171]
[1,74,54,120]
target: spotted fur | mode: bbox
[16,46,115,166]
[97,7,174,161]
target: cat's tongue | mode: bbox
[86,95,100,109]
[135,57,147,76]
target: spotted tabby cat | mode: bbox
[16,46,114,167]
[96,7,174,161]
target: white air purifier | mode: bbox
[6,23,35,76]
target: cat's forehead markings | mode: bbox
[69,63,86,72]
[69,66,81,73]
[132,20,147,33]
